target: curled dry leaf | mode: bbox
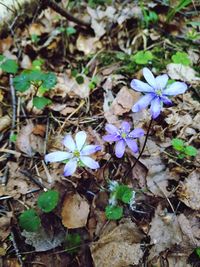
[16,122,44,156]
[0,211,12,241]
[0,115,11,132]
[61,193,90,229]
[76,34,102,55]
[91,218,144,267]
[177,170,200,210]
[148,205,183,260]
[104,86,140,124]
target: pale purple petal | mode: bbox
[75,131,87,151]
[121,121,131,132]
[103,134,120,142]
[160,95,172,105]
[115,140,126,158]
[150,97,162,119]
[105,124,118,134]
[81,145,101,155]
[163,82,187,96]
[143,68,157,89]
[125,139,138,153]
[155,74,169,90]
[45,151,72,163]
[129,128,145,138]
[80,156,100,169]
[62,134,75,151]
[63,159,77,176]
[132,93,155,112]
[130,79,154,93]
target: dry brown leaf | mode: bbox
[148,206,183,260]
[91,218,144,267]
[0,115,11,132]
[104,86,140,124]
[61,193,90,229]
[178,170,200,210]
[16,122,44,156]
[167,63,200,84]
[76,34,102,55]
[28,23,46,36]
[0,211,12,241]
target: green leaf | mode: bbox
[132,51,153,65]
[105,205,123,220]
[66,27,77,36]
[171,138,185,152]
[31,34,40,44]
[32,59,44,70]
[29,70,44,82]
[19,209,41,232]
[76,75,84,84]
[65,233,81,254]
[33,96,52,109]
[13,73,30,92]
[42,72,57,89]
[115,185,133,204]
[172,52,191,66]
[0,55,5,62]
[195,247,200,258]
[184,146,197,157]
[9,133,17,143]
[37,190,59,213]
[1,59,18,74]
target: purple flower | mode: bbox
[45,131,101,176]
[130,67,188,119]
[103,121,144,158]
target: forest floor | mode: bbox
[0,1,200,266]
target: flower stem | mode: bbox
[125,118,153,178]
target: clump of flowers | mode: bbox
[130,67,188,119]
[103,121,144,158]
[45,131,101,176]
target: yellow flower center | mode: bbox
[121,132,127,138]
[156,89,162,96]
[73,149,80,157]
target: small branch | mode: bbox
[20,170,47,191]
[41,0,91,28]
[10,230,24,267]
[125,118,153,179]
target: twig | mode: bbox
[10,230,24,267]
[20,170,47,191]
[125,118,153,179]
[41,0,91,28]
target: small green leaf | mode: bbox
[66,27,76,36]
[1,59,18,74]
[76,75,84,84]
[37,190,59,213]
[31,34,40,44]
[184,146,197,157]
[29,70,44,82]
[115,185,133,204]
[13,73,30,92]
[195,247,200,258]
[19,209,41,232]
[171,138,185,152]
[42,72,57,89]
[105,205,123,220]
[0,55,5,62]
[65,233,81,254]
[71,69,78,77]
[32,59,44,70]
[132,51,153,65]
[172,52,191,66]
[33,96,52,109]
[10,133,17,143]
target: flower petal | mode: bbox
[81,145,101,155]
[80,156,100,169]
[132,93,155,112]
[121,121,131,132]
[75,131,87,151]
[155,74,169,90]
[143,68,157,89]
[130,79,154,93]
[45,151,72,163]
[103,134,120,142]
[63,159,77,176]
[129,128,145,138]
[160,95,172,105]
[126,139,138,153]
[115,140,126,158]
[105,124,118,134]
[163,82,187,96]
[150,97,162,119]
[63,134,75,151]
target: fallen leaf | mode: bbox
[91,218,144,267]
[76,34,102,55]
[0,211,12,241]
[0,115,11,132]
[61,193,90,229]
[178,170,200,210]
